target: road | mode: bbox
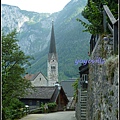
[19,111,76,120]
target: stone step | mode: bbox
[81,111,86,113]
[81,93,87,94]
[81,117,86,120]
[81,109,86,111]
[80,103,87,104]
[81,91,87,92]
[81,110,86,111]
[81,102,86,104]
[81,91,87,93]
[81,99,87,100]
[81,95,87,97]
[81,94,87,96]
[81,100,87,102]
[81,92,87,93]
[81,106,86,108]
[81,114,86,117]
[81,112,86,114]
[81,97,87,99]
[80,101,86,102]
[80,103,86,105]
[80,102,86,104]
[80,103,87,106]
[81,106,87,108]
[81,90,87,92]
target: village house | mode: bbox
[20,86,69,111]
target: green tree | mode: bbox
[77,0,118,34]
[72,78,79,102]
[2,29,33,119]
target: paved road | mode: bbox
[19,111,76,120]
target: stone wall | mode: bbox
[87,35,119,120]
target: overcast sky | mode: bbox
[1,0,71,13]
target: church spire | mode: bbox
[47,21,58,86]
[49,21,56,53]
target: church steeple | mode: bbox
[47,21,58,86]
[48,21,57,62]
[49,21,56,54]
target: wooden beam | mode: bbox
[113,20,118,54]
[103,5,117,24]
[103,9,107,32]
[107,23,113,34]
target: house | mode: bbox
[24,72,48,86]
[79,63,89,88]
[60,78,77,110]
[20,86,69,111]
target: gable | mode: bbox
[31,72,48,86]
[24,72,48,87]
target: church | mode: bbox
[24,21,58,87]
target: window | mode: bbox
[29,100,32,105]
[82,74,88,81]
[36,101,40,106]
[51,66,56,70]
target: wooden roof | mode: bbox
[22,86,56,99]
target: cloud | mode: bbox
[1,0,71,13]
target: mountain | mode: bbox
[2,0,91,81]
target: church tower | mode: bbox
[47,21,58,86]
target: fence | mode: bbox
[103,5,118,55]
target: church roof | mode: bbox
[49,21,56,54]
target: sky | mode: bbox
[1,0,71,13]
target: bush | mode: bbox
[2,98,25,120]
[47,102,57,110]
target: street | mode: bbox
[19,111,76,120]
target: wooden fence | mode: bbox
[103,5,118,54]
